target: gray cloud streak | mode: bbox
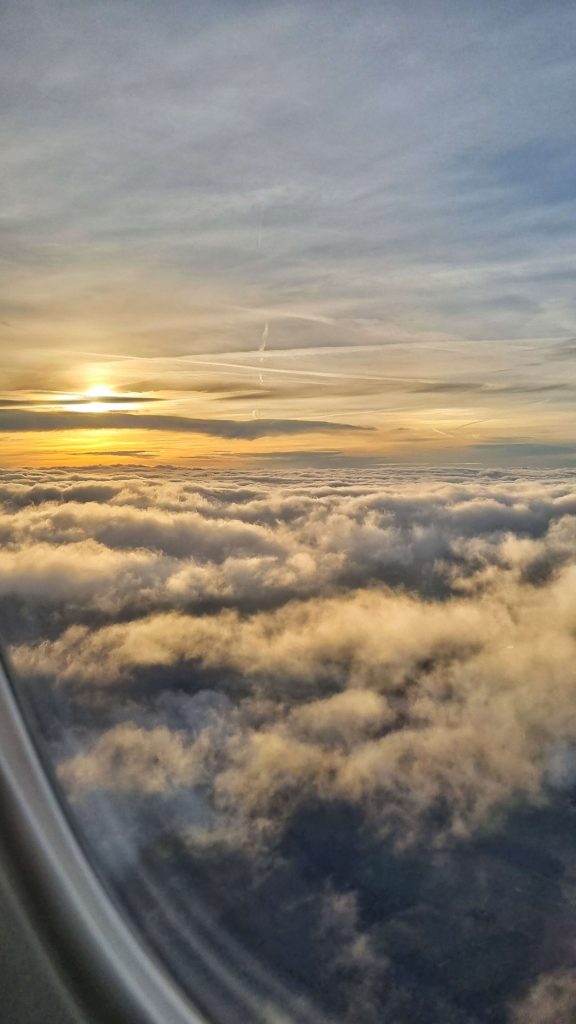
[0,408,369,438]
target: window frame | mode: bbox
[0,646,207,1024]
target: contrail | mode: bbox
[259,321,269,355]
[258,321,269,387]
[183,357,435,386]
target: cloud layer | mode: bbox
[5,466,576,1022]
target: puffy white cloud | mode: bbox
[0,539,170,610]
[2,467,576,652]
[26,562,576,841]
[287,690,393,747]
[59,723,206,794]
[6,466,576,845]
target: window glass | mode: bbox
[3,4,576,1023]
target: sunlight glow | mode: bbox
[85,384,113,398]
[66,383,117,413]
[84,383,114,403]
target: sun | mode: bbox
[85,383,114,399]
[69,382,117,413]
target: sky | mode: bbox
[2,1,576,468]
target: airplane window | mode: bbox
[2,4,576,1024]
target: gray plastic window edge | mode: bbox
[0,646,209,1024]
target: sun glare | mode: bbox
[85,384,113,399]
[66,383,118,413]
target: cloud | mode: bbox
[5,466,576,634]
[59,723,206,794]
[0,408,369,438]
[8,471,576,845]
[471,442,576,456]
[287,689,393,747]
[29,565,571,844]
[511,969,576,1024]
[0,396,165,408]
[6,466,576,1021]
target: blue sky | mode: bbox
[2,1,576,466]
